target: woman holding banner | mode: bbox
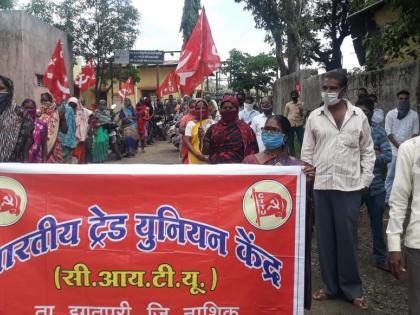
[243,114,315,310]
[184,100,215,164]
[202,95,258,164]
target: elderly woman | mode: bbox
[184,99,215,164]
[118,98,138,157]
[0,75,34,162]
[38,92,68,163]
[243,114,315,310]
[202,95,258,164]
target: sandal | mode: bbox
[353,297,369,310]
[312,289,330,301]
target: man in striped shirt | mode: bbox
[301,70,375,310]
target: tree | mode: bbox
[25,0,140,102]
[307,0,351,71]
[0,0,14,9]
[365,0,420,70]
[23,0,55,24]
[234,0,311,76]
[179,0,201,45]
[223,49,278,94]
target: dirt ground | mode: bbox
[108,141,408,314]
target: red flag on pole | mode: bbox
[74,58,96,92]
[43,39,71,103]
[175,7,221,95]
[118,76,135,99]
[156,70,179,97]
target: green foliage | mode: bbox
[364,0,420,70]
[24,0,140,101]
[180,0,201,45]
[223,49,277,93]
[306,0,351,71]
[234,0,311,76]
[0,0,14,9]
[24,0,55,24]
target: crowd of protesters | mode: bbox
[1,70,420,312]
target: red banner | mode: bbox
[74,58,96,92]
[156,70,179,97]
[118,77,135,99]
[0,164,306,314]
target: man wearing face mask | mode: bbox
[301,70,375,310]
[384,90,419,204]
[239,96,258,125]
[284,90,305,156]
[356,97,392,272]
[251,96,273,152]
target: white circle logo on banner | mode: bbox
[243,180,293,230]
[0,177,27,227]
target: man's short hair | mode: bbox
[290,90,298,98]
[324,70,348,88]
[397,90,410,97]
[245,96,254,103]
[355,97,374,112]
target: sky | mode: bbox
[134,0,360,70]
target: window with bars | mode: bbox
[36,74,45,87]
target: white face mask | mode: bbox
[321,91,341,106]
[244,102,254,112]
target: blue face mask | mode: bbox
[261,131,285,150]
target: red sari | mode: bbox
[137,105,150,141]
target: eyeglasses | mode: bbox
[262,127,282,134]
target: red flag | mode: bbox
[156,70,179,97]
[175,7,221,95]
[118,76,135,99]
[43,39,71,103]
[252,189,288,226]
[0,189,21,216]
[75,58,96,92]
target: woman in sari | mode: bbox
[38,92,68,163]
[136,98,150,153]
[92,100,111,163]
[0,75,34,162]
[243,114,315,310]
[69,97,92,164]
[184,99,215,164]
[202,95,258,164]
[118,98,138,157]
[22,99,48,163]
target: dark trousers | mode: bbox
[314,190,363,301]
[362,191,387,266]
[407,247,420,315]
[288,126,304,157]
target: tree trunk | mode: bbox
[287,30,300,73]
[273,34,289,77]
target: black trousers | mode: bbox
[314,190,363,301]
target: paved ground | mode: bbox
[108,141,408,314]
[106,139,180,165]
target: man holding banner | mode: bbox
[301,70,375,310]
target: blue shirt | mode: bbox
[59,104,77,149]
[369,122,392,196]
[239,109,259,125]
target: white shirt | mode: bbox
[239,108,259,125]
[387,136,420,251]
[251,113,268,152]
[185,119,215,137]
[372,107,384,125]
[385,109,419,156]
[301,101,375,191]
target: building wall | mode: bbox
[0,11,73,105]
[273,60,420,115]
[79,65,181,108]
